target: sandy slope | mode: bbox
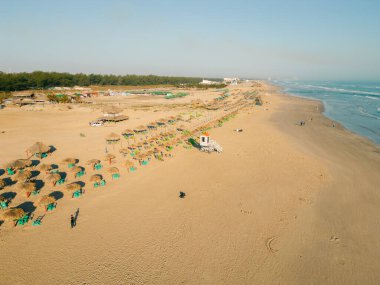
[0,83,379,284]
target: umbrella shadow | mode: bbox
[33,179,45,191]
[17,201,36,214]
[59,172,67,180]
[1,191,17,202]
[51,164,59,170]
[31,170,40,179]
[31,160,40,167]
[0,220,3,227]
[2,177,16,186]
[49,145,57,154]
[75,181,86,187]
[0,169,4,176]
[50,191,64,200]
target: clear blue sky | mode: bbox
[1,0,379,80]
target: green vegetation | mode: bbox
[165,92,189,99]
[0,91,11,103]
[176,83,227,89]
[0,71,212,91]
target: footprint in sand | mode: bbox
[330,236,340,242]
[266,237,279,253]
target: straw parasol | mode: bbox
[147,122,157,129]
[35,195,56,207]
[0,178,6,188]
[104,154,116,165]
[87,159,100,165]
[156,118,167,126]
[26,142,50,155]
[106,132,121,142]
[39,163,52,172]
[125,160,135,170]
[122,129,134,136]
[90,174,102,182]
[62,158,77,164]
[17,182,36,196]
[107,167,119,174]
[70,166,83,173]
[14,170,32,181]
[65,182,81,192]
[46,173,61,185]
[2,208,26,221]
[119,148,129,155]
[134,125,147,133]
[6,159,32,170]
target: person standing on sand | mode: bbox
[70,215,75,228]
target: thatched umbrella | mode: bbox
[46,173,61,186]
[122,129,134,137]
[62,158,77,165]
[90,174,103,182]
[134,125,147,133]
[125,160,135,172]
[17,181,36,197]
[107,167,119,174]
[106,132,121,143]
[14,170,32,182]
[65,182,82,192]
[104,154,116,165]
[119,148,129,156]
[6,159,32,170]
[0,178,6,189]
[156,119,167,126]
[2,208,26,225]
[35,195,56,211]
[26,142,50,157]
[70,166,82,174]
[147,122,157,130]
[39,163,52,173]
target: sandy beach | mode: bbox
[0,82,379,284]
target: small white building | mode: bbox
[200,132,210,147]
[200,79,220,85]
[223,77,240,85]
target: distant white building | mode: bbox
[223,77,240,85]
[200,79,220,85]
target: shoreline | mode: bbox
[0,82,379,284]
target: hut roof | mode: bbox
[90,174,103,182]
[39,163,52,171]
[14,170,32,181]
[107,167,119,174]
[35,195,56,206]
[125,160,135,167]
[17,182,36,192]
[119,148,129,154]
[87,159,100,165]
[46,173,61,182]
[99,115,129,122]
[106,132,121,141]
[70,166,83,173]
[62,158,77,164]
[122,129,134,135]
[6,159,32,169]
[65,182,81,192]
[26,142,50,154]
[134,125,147,132]
[104,154,116,160]
[2,208,26,221]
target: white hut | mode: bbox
[199,132,210,147]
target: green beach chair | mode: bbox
[112,173,120,180]
[100,180,106,187]
[130,167,136,172]
[17,214,30,226]
[57,178,65,185]
[32,216,44,226]
[73,190,82,198]
[0,201,8,209]
[7,168,15,175]
[31,189,41,196]
[68,163,75,168]
[94,182,99,188]
[47,203,56,211]
[50,169,59,173]
[142,160,149,166]
[95,163,102,170]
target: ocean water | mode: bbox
[271,80,380,145]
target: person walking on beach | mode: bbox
[70,215,75,228]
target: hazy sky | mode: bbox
[1,0,379,80]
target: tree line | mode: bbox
[0,71,221,91]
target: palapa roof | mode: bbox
[90,174,103,182]
[122,129,134,135]
[104,154,116,160]
[65,182,81,192]
[0,178,6,188]
[62,158,77,164]
[119,148,129,154]
[87,159,100,165]
[26,142,50,154]
[46,173,61,182]
[2,208,26,221]
[17,181,36,192]
[6,159,32,169]
[99,115,129,122]
[14,170,32,181]
[39,163,52,171]
[106,132,121,141]
[125,160,135,167]
[147,122,157,127]
[107,167,119,174]
[70,166,83,173]
[134,125,147,132]
[35,195,56,206]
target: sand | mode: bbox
[0,82,379,284]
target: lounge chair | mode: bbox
[17,214,30,226]
[112,173,120,180]
[47,203,56,211]
[56,178,65,185]
[7,168,15,175]
[32,215,44,226]
[68,163,75,168]
[94,163,102,170]
[100,180,106,186]
[0,201,8,209]
[72,189,82,198]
